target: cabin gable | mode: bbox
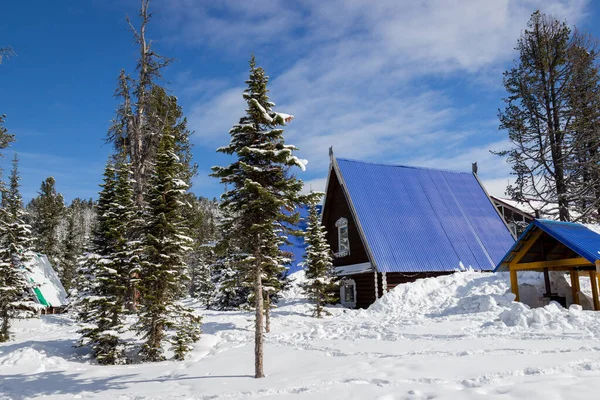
[322,167,370,269]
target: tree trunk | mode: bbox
[0,305,8,342]
[316,286,321,318]
[254,262,265,378]
[265,294,270,333]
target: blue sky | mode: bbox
[0,0,597,203]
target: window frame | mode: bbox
[340,278,357,308]
[335,217,350,258]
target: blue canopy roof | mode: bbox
[495,219,600,271]
[335,158,515,273]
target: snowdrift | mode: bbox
[367,270,600,332]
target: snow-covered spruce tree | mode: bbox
[211,56,305,378]
[189,244,216,309]
[77,159,137,364]
[301,194,337,318]
[135,132,201,362]
[0,154,37,342]
[60,209,79,293]
[211,208,251,310]
[28,176,66,270]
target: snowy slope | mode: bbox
[2,271,600,399]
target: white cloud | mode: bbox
[187,86,246,145]
[163,0,589,190]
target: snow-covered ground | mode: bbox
[3,271,600,399]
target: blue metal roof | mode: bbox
[495,219,600,271]
[280,205,321,274]
[335,158,515,273]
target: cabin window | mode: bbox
[335,217,350,257]
[340,279,356,308]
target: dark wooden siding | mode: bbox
[322,168,369,268]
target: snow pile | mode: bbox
[280,270,307,301]
[367,270,600,335]
[494,302,600,333]
[369,270,514,318]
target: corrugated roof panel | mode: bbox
[445,172,515,264]
[535,220,600,263]
[335,158,515,273]
[495,220,600,271]
[422,169,489,269]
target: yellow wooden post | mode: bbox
[590,270,600,311]
[570,269,580,306]
[510,268,519,302]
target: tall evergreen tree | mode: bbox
[77,160,137,364]
[0,154,36,342]
[107,0,173,206]
[60,210,79,293]
[135,132,201,362]
[28,177,66,267]
[211,56,305,378]
[301,195,336,318]
[496,12,600,221]
[566,36,600,221]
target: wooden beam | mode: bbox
[511,257,592,271]
[510,269,519,302]
[570,270,580,306]
[591,270,600,311]
[509,229,544,265]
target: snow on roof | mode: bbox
[491,196,582,221]
[23,253,68,307]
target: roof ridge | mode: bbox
[335,157,470,175]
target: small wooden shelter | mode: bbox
[495,220,600,309]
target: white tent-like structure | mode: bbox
[21,253,68,309]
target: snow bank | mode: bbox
[369,270,514,317]
[368,270,600,333]
[281,270,307,301]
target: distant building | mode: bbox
[491,196,535,237]
[321,153,515,308]
[22,252,68,313]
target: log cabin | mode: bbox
[322,150,516,308]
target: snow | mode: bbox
[23,253,68,308]
[3,270,600,399]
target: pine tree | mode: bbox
[189,244,216,309]
[496,12,600,221]
[60,210,79,293]
[301,195,336,318]
[566,37,600,222]
[107,0,173,206]
[211,56,305,378]
[28,177,66,268]
[0,155,37,342]
[135,132,201,362]
[77,160,137,364]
